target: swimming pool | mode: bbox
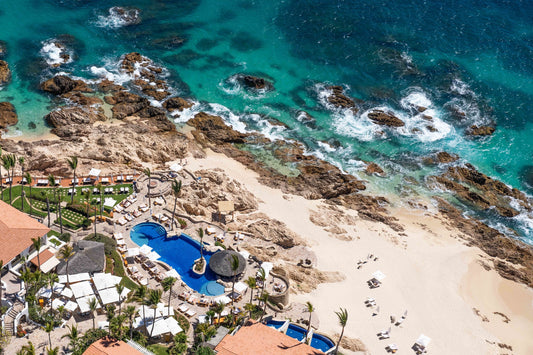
[266,320,336,353]
[130,222,225,296]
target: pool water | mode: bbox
[266,320,336,353]
[130,222,225,296]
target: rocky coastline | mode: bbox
[0,51,532,289]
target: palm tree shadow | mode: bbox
[277,341,323,354]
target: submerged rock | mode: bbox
[108,6,141,26]
[367,110,405,127]
[0,41,7,58]
[0,102,18,129]
[364,162,386,177]
[326,85,359,112]
[0,60,10,85]
[40,75,91,95]
[467,125,495,136]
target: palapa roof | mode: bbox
[215,320,325,355]
[83,337,144,355]
[209,250,246,277]
[57,240,105,275]
[0,200,49,265]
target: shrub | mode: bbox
[58,232,71,242]
[81,218,92,229]
[176,314,190,332]
[177,218,187,228]
[215,241,226,249]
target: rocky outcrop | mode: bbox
[45,106,106,137]
[326,85,358,112]
[108,6,141,26]
[367,110,405,127]
[242,216,305,249]
[435,197,533,287]
[467,125,495,136]
[163,97,194,112]
[238,75,273,91]
[120,52,171,101]
[105,91,150,119]
[0,102,18,129]
[189,112,248,144]
[0,60,10,85]
[62,92,103,106]
[40,75,91,95]
[432,164,531,218]
[436,151,459,164]
[97,79,125,93]
[365,162,386,177]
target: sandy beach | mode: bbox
[187,149,533,354]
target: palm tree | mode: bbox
[257,267,266,296]
[83,189,92,218]
[305,302,315,343]
[18,156,25,211]
[48,174,63,233]
[334,308,348,354]
[116,283,125,315]
[259,291,269,322]
[244,303,255,320]
[45,190,51,227]
[205,310,215,326]
[97,183,103,220]
[230,254,240,306]
[88,297,98,329]
[59,245,74,285]
[66,156,78,204]
[170,179,182,230]
[44,322,54,348]
[61,325,79,351]
[1,154,13,204]
[245,277,256,306]
[46,346,59,355]
[212,301,225,325]
[105,304,116,337]
[31,237,42,271]
[8,154,16,204]
[47,273,59,314]
[161,276,177,316]
[25,172,33,216]
[21,341,36,355]
[143,168,152,208]
[124,305,137,339]
[134,284,148,302]
[148,289,162,338]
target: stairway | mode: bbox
[5,300,24,335]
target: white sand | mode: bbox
[187,149,533,355]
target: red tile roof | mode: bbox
[0,200,50,264]
[83,337,144,355]
[215,321,325,355]
[30,249,55,266]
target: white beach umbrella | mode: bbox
[372,270,386,281]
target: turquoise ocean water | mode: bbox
[0,0,532,242]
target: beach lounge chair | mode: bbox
[378,328,391,340]
[133,210,142,218]
[386,344,398,353]
[178,303,189,313]
[116,175,124,182]
[198,297,210,307]
[117,217,128,226]
[125,214,134,222]
[185,309,196,317]
[187,295,198,305]
[139,278,148,286]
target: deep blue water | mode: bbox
[1,0,532,242]
[266,320,335,352]
[130,222,224,296]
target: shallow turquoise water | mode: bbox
[1,0,532,242]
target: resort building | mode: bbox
[0,200,49,270]
[214,320,326,355]
[56,240,105,275]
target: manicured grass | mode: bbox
[147,344,170,355]
[47,230,60,237]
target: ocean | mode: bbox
[0,0,532,243]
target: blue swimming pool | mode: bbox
[130,222,225,296]
[266,320,336,353]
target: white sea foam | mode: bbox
[333,108,382,142]
[400,90,432,111]
[40,40,73,66]
[450,78,475,97]
[204,103,247,133]
[95,7,140,29]
[317,141,337,153]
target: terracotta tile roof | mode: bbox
[215,321,325,355]
[0,201,50,264]
[30,249,55,266]
[83,337,144,355]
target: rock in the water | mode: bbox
[97,79,125,93]
[364,162,386,177]
[326,85,358,111]
[108,7,141,26]
[367,110,405,127]
[467,125,495,136]
[163,97,194,112]
[0,102,18,129]
[0,60,10,85]
[40,75,91,95]
[62,92,103,106]
[188,112,248,144]
[242,75,268,90]
[436,151,459,164]
[0,41,7,58]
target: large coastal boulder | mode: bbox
[108,6,141,26]
[326,85,357,111]
[40,75,91,95]
[467,125,495,136]
[0,102,18,129]
[105,91,150,119]
[0,60,10,85]
[188,112,248,144]
[163,97,194,112]
[367,110,405,127]
[45,106,105,129]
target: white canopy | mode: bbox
[104,198,117,208]
[38,287,53,299]
[234,281,248,293]
[206,227,216,234]
[147,318,171,337]
[59,273,91,284]
[64,300,78,312]
[169,163,183,172]
[139,245,153,255]
[52,283,65,294]
[60,287,74,299]
[147,251,161,261]
[165,269,180,279]
[258,262,273,279]
[213,295,231,305]
[40,256,60,273]
[77,295,100,313]
[137,305,162,320]
[93,273,122,291]
[165,317,183,335]
[416,334,431,348]
[98,321,109,330]
[372,270,386,281]
[99,287,120,305]
[116,238,126,245]
[70,281,94,299]
[127,248,140,257]
[51,299,65,310]
[239,250,250,259]
[88,168,101,177]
